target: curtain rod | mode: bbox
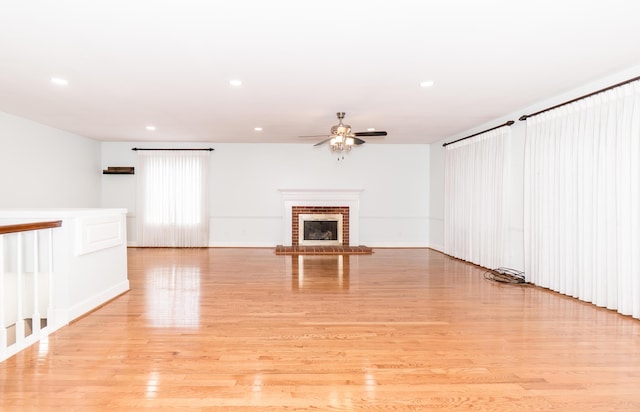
[131,148,214,151]
[442,120,514,147]
[519,75,640,121]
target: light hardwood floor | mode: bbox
[2,248,640,411]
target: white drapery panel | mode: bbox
[136,150,210,247]
[444,126,509,269]
[524,80,640,319]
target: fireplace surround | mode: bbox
[295,209,347,246]
[279,189,362,247]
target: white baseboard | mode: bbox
[67,280,130,322]
[428,243,445,253]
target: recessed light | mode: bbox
[254,127,263,132]
[145,126,156,131]
[51,77,68,86]
[367,128,376,131]
[420,80,435,88]
[229,79,242,86]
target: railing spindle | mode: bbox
[0,235,6,359]
[16,233,24,347]
[47,228,55,329]
[32,230,41,339]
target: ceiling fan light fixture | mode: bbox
[303,112,387,156]
[341,125,351,134]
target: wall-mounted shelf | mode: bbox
[103,167,134,175]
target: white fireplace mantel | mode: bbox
[279,189,363,246]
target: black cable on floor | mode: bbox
[484,267,527,284]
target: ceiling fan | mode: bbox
[300,112,387,151]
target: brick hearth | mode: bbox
[274,245,373,255]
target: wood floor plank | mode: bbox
[1,248,640,411]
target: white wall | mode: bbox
[0,112,101,208]
[429,64,640,271]
[101,142,430,247]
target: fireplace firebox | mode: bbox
[298,213,343,246]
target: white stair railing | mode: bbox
[0,220,62,362]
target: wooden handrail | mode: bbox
[0,220,62,235]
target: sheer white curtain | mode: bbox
[136,150,210,247]
[524,80,640,319]
[444,126,509,269]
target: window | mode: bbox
[136,151,209,247]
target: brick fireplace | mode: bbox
[279,189,362,247]
[292,206,349,246]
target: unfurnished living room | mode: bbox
[2,1,640,410]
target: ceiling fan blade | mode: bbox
[313,138,332,147]
[354,131,387,137]
[353,137,366,145]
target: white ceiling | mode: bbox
[1,0,640,145]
